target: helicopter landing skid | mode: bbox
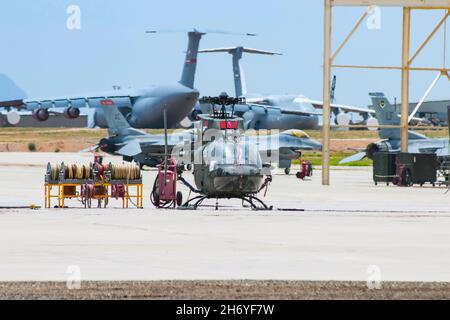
[180,195,273,211]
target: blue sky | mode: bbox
[0,0,449,106]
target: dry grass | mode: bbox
[0,281,449,300]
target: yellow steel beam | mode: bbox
[401,7,411,153]
[444,70,450,80]
[322,0,333,186]
[333,125,448,129]
[332,64,450,71]
[409,10,450,65]
[332,0,450,7]
[332,10,369,61]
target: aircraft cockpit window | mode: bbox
[285,130,310,139]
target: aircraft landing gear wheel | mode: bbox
[154,191,160,208]
[405,169,412,187]
[284,168,290,175]
[176,191,183,207]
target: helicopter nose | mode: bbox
[216,165,261,177]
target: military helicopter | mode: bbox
[175,93,273,210]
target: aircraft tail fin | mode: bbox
[0,74,27,101]
[179,31,205,89]
[370,92,427,140]
[370,92,399,139]
[146,29,256,90]
[199,47,281,97]
[146,29,206,89]
[100,100,146,137]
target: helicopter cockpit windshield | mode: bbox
[203,137,262,172]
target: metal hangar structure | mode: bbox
[322,0,450,185]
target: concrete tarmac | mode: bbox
[0,152,450,282]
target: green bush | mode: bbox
[28,143,36,152]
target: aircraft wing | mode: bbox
[246,103,321,116]
[0,99,27,110]
[278,107,322,116]
[0,88,142,111]
[303,98,376,115]
[310,99,426,123]
[339,152,368,164]
[117,139,143,157]
[246,96,359,117]
[246,96,374,115]
[247,97,428,124]
[199,47,282,55]
[138,132,194,154]
[245,97,271,105]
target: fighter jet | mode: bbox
[340,93,450,164]
[0,30,253,129]
[190,46,379,130]
[91,97,322,172]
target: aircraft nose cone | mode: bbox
[312,140,323,151]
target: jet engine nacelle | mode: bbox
[6,111,21,125]
[190,109,202,122]
[178,109,201,129]
[64,107,80,119]
[32,109,50,122]
[366,141,391,159]
[365,116,379,131]
[92,109,108,128]
[99,138,115,153]
[335,112,351,126]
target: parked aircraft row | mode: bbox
[90,98,322,173]
[3,28,445,170]
[195,46,379,130]
[0,29,377,131]
[1,29,215,129]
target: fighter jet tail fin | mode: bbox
[370,92,427,141]
[369,92,400,139]
[100,100,146,137]
[370,92,398,124]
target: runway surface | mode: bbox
[0,153,450,284]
